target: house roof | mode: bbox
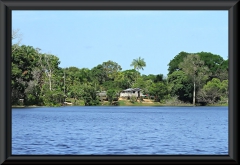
[122,88,141,92]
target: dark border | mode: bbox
[0,0,239,164]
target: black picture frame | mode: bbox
[0,0,239,164]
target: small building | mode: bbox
[96,91,107,101]
[96,91,119,101]
[96,91,107,97]
[120,88,143,98]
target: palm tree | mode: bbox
[130,57,146,83]
[131,57,146,72]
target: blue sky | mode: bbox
[12,10,228,77]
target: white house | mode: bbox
[119,88,143,98]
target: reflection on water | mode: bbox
[12,106,228,155]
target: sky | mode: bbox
[12,10,228,77]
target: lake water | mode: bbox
[12,106,228,155]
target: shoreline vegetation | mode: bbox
[12,98,228,108]
[11,30,228,108]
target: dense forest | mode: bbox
[12,31,228,106]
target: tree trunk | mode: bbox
[136,69,139,84]
[48,73,52,91]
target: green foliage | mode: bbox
[102,81,120,91]
[165,95,186,106]
[112,101,120,106]
[90,60,122,85]
[178,54,210,105]
[130,57,146,71]
[91,64,108,84]
[66,98,85,106]
[121,69,140,88]
[130,95,137,103]
[168,51,189,74]
[11,35,228,107]
[132,77,146,89]
[197,52,225,77]
[11,45,40,104]
[82,84,100,106]
[167,70,193,102]
[178,54,210,83]
[102,60,122,80]
[197,78,228,105]
[107,89,118,105]
[25,84,42,106]
[148,82,168,102]
[41,90,65,106]
[130,57,146,83]
[168,51,228,81]
[142,74,164,83]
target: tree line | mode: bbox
[12,32,228,106]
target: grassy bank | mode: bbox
[118,100,162,106]
[100,99,195,106]
[12,98,228,107]
[12,105,46,108]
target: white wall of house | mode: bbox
[120,91,143,97]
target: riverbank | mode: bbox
[12,98,228,107]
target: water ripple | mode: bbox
[12,106,228,155]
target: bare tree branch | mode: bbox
[12,29,22,53]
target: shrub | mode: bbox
[165,95,183,106]
[112,101,119,106]
[130,95,137,103]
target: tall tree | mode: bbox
[179,54,210,105]
[130,57,146,72]
[91,60,122,85]
[11,45,39,104]
[168,51,228,81]
[38,53,60,91]
[130,57,146,83]
[102,60,122,80]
